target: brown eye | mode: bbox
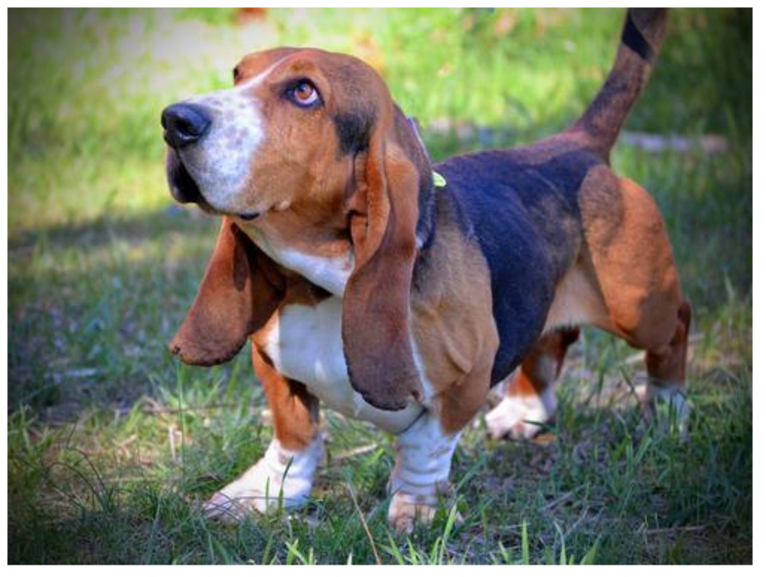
[289,80,320,107]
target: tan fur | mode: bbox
[506,165,689,415]
[169,218,285,365]
[251,346,320,452]
[509,329,580,398]
[408,194,499,434]
[544,257,611,332]
[580,168,683,350]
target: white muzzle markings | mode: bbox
[177,61,284,214]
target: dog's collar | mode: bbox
[406,116,448,190]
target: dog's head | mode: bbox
[164,48,434,411]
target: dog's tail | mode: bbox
[568,8,668,160]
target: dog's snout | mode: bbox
[161,103,212,149]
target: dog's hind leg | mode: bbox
[581,170,691,431]
[607,296,693,433]
[486,328,580,439]
[204,345,322,519]
[642,300,692,430]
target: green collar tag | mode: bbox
[432,171,447,188]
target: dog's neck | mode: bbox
[405,116,438,252]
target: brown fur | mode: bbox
[342,117,424,411]
[232,49,358,253]
[220,49,429,411]
[247,275,329,452]
[507,164,690,411]
[646,300,692,386]
[580,170,684,350]
[569,9,668,160]
[251,346,320,451]
[508,329,580,399]
[408,193,499,433]
[173,40,689,418]
[169,218,285,365]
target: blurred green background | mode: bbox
[8,8,751,564]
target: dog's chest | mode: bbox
[242,226,352,297]
[261,297,423,433]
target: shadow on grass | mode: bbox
[8,205,228,415]
[9,204,218,253]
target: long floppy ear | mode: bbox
[169,217,284,366]
[342,108,433,411]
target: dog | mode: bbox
[161,8,690,532]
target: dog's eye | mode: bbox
[232,66,240,82]
[288,80,320,108]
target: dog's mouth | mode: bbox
[165,150,215,214]
[165,150,262,221]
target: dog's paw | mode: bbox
[203,438,321,521]
[485,392,555,439]
[387,492,464,533]
[388,492,438,533]
[202,465,296,521]
[643,385,690,438]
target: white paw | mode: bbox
[485,390,555,439]
[644,385,690,437]
[203,437,322,520]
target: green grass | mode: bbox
[8,8,752,564]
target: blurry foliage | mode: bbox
[8,8,751,168]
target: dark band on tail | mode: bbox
[621,12,655,61]
[567,8,668,160]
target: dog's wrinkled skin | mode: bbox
[163,9,690,532]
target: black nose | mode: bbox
[161,103,212,149]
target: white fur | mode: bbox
[203,436,323,518]
[242,226,353,297]
[410,336,437,403]
[389,412,460,497]
[273,247,351,297]
[387,411,461,531]
[262,297,424,434]
[485,384,556,439]
[178,60,285,213]
[645,381,690,436]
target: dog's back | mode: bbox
[429,9,670,384]
[436,145,600,383]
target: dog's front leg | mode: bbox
[204,346,322,519]
[388,410,461,533]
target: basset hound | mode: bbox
[161,8,691,532]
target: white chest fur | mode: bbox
[262,297,424,434]
[242,226,353,297]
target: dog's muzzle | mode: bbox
[161,101,260,220]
